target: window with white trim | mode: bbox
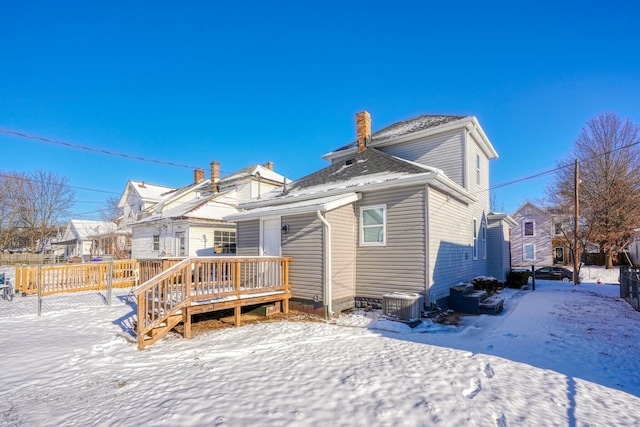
[152,235,160,251]
[360,205,386,246]
[523,243,535,260]
[472,218,478,260]
[481,219,487,260]
[523,221,534,236]
[476,153,481,185]
[214,230,236,254]
[554,221,563,236]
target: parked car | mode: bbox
[534,266,573,282]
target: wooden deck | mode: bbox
[133,256,292,349]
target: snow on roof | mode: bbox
[129,180,176,201]
[220,164,288,185]
[237,148,453,210]
[137,196,238,223]
[57,219,117,242]
[225,193,361,221]
[331,114,469,153]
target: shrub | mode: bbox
[471,276,500,294]
[506,270,530,288]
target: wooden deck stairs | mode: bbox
[449,284,504,315]
[133,256,292,350]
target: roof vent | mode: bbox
[345,159,354,166]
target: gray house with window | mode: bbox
[510,202,554,267]
[226,111,512,316]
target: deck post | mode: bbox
[183,310,192,339]
[235,306,241,326]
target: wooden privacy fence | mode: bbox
[134,256,291,349]
[619,266,640,311]
[15,259,138,296]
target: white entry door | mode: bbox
[261,218,281,256]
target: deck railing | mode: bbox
[133,256,291,349]
[15,259,139,296]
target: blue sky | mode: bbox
[1,1,639,220]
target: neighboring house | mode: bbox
[127,162,288,259]
[54,219,123,261]
[510,202,575,268]
[226,111,513,316]
[626,228,640,265]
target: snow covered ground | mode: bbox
[0,267,639,426]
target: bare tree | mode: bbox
[13,170,75,252]
[101,195,123,222]
[547,113,640,269]
[99,195,131,259]
[489,193,505,213]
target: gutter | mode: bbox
[316,210,333,316]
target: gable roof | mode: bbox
[323,113,498,161]
[331,114,469,153]
[136,191,238,224]
[219,164,289,187]
[117,180,176,208]
[55,219,118,244]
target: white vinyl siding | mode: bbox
[428,186,476,303]
[281,213,324,303]
[327,205,357,305]
[237,220,260,257]
[487,217,512,281]
[380,129,465,187]
[355,187,426,300]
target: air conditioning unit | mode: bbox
[382,292,423,322]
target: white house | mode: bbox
[55,219,122,261]
[126,162,289,259]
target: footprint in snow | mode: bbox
[483,363,495,378]
[494,412,507,427]
[463,378,482,399]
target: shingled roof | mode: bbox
[283,148,434,195]
[332,114,469,153]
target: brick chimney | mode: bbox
[194,169,205,184]
[262,161,274,171]
[356,111,371,153]
[210,161,220,193]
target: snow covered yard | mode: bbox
[0,268,639,426]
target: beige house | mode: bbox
[227,111,513,315]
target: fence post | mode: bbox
[531,265,535,291]
[37,265,42,316]
[107,259,114,306]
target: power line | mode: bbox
[0,128,203,170]
[0,172,121,196]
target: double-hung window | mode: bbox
[360,205,386,246]
[472,218,478,260]
[152,235,160,251]
[523,221,534,236]
[523,243,535,260]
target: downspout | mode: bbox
[316,210,332,316]
[425,184,431,308]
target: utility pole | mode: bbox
[573,159,579,285]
